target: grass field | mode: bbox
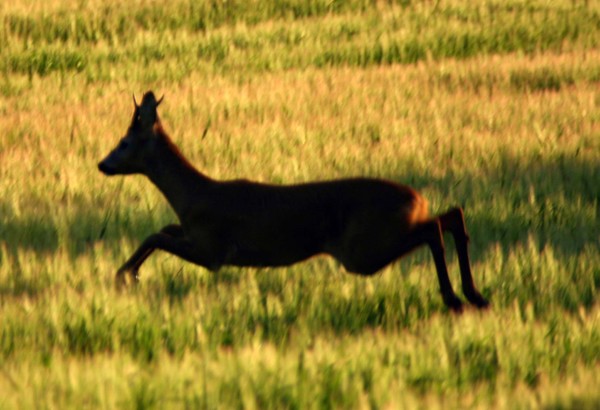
[1,0,599,408]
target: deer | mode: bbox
[98,91,489,312]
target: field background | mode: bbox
[1,0,599,408]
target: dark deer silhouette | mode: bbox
[98,91,489,311]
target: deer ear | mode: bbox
[139,91,162,126]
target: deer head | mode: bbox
[98,91,164,176]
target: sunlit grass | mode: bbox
[1,0,599,408]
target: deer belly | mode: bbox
[228,248,318,267]
[226,229,326,267]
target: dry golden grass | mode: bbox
[1,1,599,408]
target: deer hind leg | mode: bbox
[439,208,489,308]
[116,224,184,286]
[417,219,465,312]
[338,219,464,312]
[364,219,465,311]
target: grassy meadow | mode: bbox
[1,0,599,408]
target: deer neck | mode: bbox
[144,135,211,219]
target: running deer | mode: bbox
[98,91,489,312]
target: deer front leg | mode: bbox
[116,224,184,286]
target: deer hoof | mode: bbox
[444,295,464,313]
[115,269,127,288]
[115,267,139,288]
[130,270,140,284]
[465,291,490,309]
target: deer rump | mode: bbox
[180,177,427,275]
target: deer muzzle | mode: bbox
[98,160,117,176]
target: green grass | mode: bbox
[1,0,599,80]
[1,0,599,408]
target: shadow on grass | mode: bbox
[0,197,173,258]
[398,151,599,260]
[1,151,597,262]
